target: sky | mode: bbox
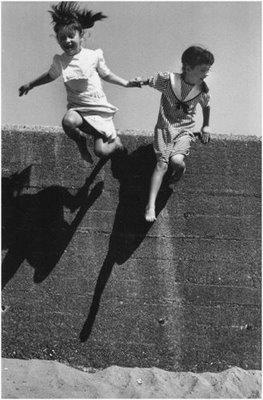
[1,1,262,136]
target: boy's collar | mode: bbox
[170,73,202,102]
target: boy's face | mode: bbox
[57,28,83,56]
[185,64,211,85]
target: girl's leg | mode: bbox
[94,135,124,158]
[145,160,168,222]
[62,111,93,163]
[169,154,186,189]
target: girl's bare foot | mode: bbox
[114,137,125,152]
[77,137,93,164]
[80,148,93,164]
[145,206,156,222]
[116,143,125,152]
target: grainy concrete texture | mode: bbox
[1,125,261,372]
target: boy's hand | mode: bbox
[127,78,143,88]
[127,80,142,88]
[19,83,32,97]
[127,77,149,87]
[200,126,211,144]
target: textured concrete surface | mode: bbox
[1,125,261,372]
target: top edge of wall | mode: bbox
[1,124,261,142]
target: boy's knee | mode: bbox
[170,156,186,172]
[156,160,168,173]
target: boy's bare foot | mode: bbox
[145,206,156,222]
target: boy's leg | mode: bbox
[145,160,168,222]
[168,154,186,189]
[168,134,192,189]
[62,110,93,163]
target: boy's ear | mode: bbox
[80,33,85,44]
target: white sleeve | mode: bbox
[48,55,62,79]
[96,49,111,78]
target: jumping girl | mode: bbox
[19,2,141,163]
[138,46,215,222]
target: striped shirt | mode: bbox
[148,72,210,138]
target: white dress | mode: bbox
[49,48,118,140]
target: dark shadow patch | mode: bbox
[2,160,106,287]
[80,145,172,341]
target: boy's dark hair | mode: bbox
[181,46,214,93]
[49,2,107,35]
[181,46,214,69]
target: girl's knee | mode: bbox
[94,138,106,157]
[94,148,105,158]
[62,111,81,130]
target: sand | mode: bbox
[1,358,261,399]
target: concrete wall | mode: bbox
[2,125,261,372]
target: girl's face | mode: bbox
[185,64,211,85]
[57,28,83,56]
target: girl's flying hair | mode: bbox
[49,2,107,34]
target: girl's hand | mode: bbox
[200,126,211,144]
[19,83,32,97]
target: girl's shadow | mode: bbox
[2,160,106,288]
[80,145,172,341]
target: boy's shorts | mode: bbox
[154,128,195,164]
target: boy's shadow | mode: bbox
[2,160,106,288]
[80,145,172,341]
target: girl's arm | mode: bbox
[19,72,55,96]
[200,106,211,144]
[102,72,142,87]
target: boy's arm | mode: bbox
[102,72,141,87]
[19,72,55,96]
[134,73,169,92]
[200,105,211,144]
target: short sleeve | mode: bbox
[96,49,111,77]
[148,72,170,93]
[48,55,62,79]
[199,92,210,108]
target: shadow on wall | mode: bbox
[2,160,106,288]
[80,145,172,341]
[2,144,172,341]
